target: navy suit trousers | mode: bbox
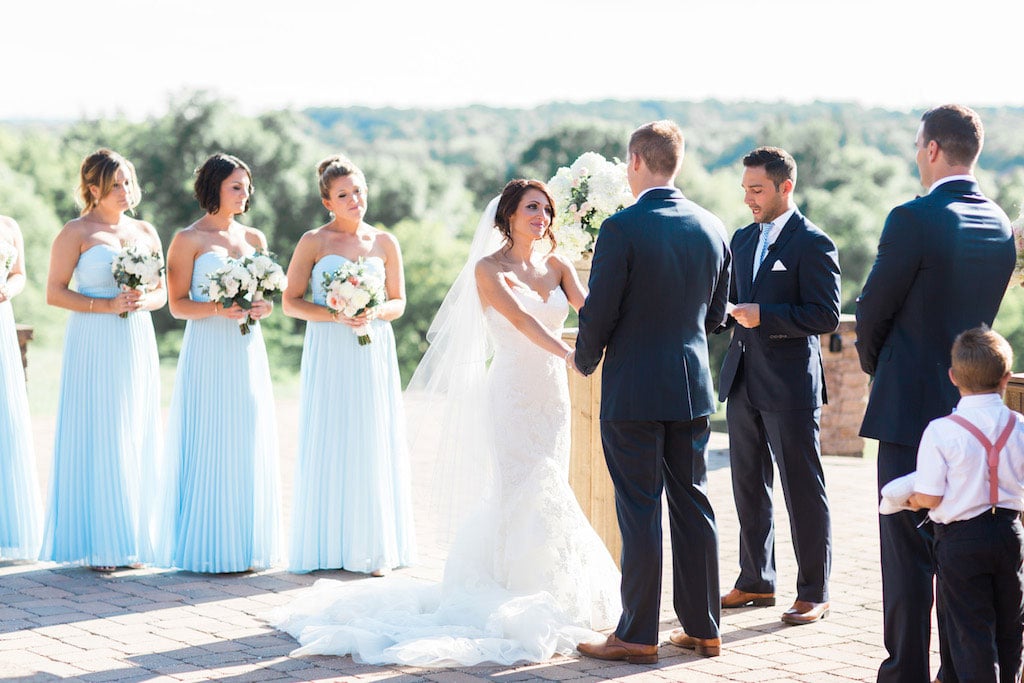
[600,417,720,645]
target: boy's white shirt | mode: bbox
[915,393,1024,524]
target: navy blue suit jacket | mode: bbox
[575,188,731,421]
[717,211,841,409]
[856,179,1014,447]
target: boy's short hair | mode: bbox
[951,325,1013,393]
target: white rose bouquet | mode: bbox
[241,251,288,330]
[201,251,287,335]
[0,241,16,283]
[201,256,257,334]
[546,151,634,262]
[111,242,165,318]
[322,258,386,345]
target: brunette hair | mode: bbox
[950,325,1013,393]
[76,149,142,215]
[743,146,798,189]
[628,120,685,177]
[494,179,556,252]
[317,154,366,199]
[194,153,253,214]
[920,104,984,167]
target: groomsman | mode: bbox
[717,147,840,625]
[573,120,731,662]
[856,104,1015,683]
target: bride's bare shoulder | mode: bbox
[474,251,504,277]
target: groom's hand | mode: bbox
[731,303,761,328]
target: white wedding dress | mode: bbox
[270,283,622,667]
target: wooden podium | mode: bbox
[562,328,622,567]
[1006,374,1024,414]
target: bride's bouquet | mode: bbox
[546,152,634,263]
[202,251,287,335]
[0,241,16,284]
[322,258,386,345]
[111,243,165,318]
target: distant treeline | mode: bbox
[3,92,1024,384]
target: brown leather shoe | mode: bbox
[577,634,658,664]
[781,600,830,625]
[668,629,721,657]
[721,587,776,608]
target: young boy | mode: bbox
[908,326,1024,682]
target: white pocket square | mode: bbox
[771,260,787,272]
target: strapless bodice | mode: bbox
[75,244,119,298]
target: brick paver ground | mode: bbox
[2,400,941,682]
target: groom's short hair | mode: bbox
[629,120,684,177]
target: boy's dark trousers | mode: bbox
[934,509,1024,683]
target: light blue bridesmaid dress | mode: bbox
[0,267,42,561]
[167,250,282,573]
[288,255,416,573]
[39,244,167,566]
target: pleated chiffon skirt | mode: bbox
[0,300,41,560]
[167,316,282,573]
[39,306,167,566]
[289,317,416,573]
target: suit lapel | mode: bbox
[732,224,760,300]
[750,212,801,298]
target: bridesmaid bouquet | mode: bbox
[547,152,634,263]
[111,243,165,318]
[244,251,288,331]
[322,258,385,345]
[202,252,287,335]
[0,241,16,283]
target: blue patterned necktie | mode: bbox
[755,222,773,274]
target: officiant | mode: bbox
[715,146,841,625]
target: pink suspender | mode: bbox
[946,413,1016,511]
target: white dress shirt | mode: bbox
[928,174,975,194]
[753,207,795,275]
[915,393,1024,524]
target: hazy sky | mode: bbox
[2,0,1020,121]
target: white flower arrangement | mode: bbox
[111,243,165,318]
[322,258,386,345]
[547,151,634,262]
[202,251,287,335]
[0,241,16,284]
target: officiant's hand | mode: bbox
[731,303,761,328]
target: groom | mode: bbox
[572,120,732,663]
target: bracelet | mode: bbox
[564,349,572,361]
[88,298,94,313]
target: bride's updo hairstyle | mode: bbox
[317,154,366,199]
[194,153,254,215]
[76,148,142,215]
[494,178,557,253]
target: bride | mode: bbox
[270,179,622,666]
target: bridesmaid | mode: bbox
[282,154,415,574]
[40,149,168,571]
[0,214,42,561]
[165,152,282,573]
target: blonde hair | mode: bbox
[76,149,141,215]
[317,154,366,199]
[628,120,685,177]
